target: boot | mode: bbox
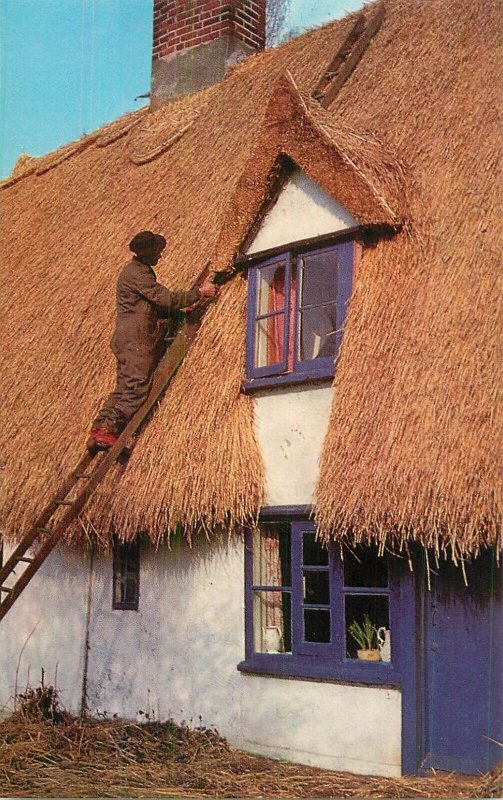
[87,427,118,453]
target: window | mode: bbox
[245,239,356,387]
[240,521,403,684]
[113,540,140,610]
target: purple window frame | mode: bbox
[112,540,140,611]
[239,520,405,685]
[244,241,354,386]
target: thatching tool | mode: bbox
[0,262,237,623]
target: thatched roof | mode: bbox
[0,0,500,557]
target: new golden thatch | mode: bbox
[0,0,500,557]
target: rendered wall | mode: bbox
[0,538,401,775]
[247,170,358,254]
[247,170,355,506]
[254,383,334,505]
[0,544,90,715]
[85,538,402,776]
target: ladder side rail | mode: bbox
[321,4,385,108]
[312,14,365,99]
[0,527,69,619]
[0,452,95,586]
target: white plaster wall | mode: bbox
[246,169,352,507]
[239,675,401,776]
[247,170,358,254]
[85,537,245,730]
[254,383,334,506]
[83,537,401,776]
[0,538,401,775]
[0,544,90,715]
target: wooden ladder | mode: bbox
[312,3,385,108]
[0,268,232,622]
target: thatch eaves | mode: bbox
[0,0,500,557]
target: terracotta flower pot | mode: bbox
[357,648,381,661]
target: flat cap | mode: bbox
[129,230,167,255]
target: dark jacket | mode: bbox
[112,257,200,351]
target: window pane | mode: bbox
[253,525,291,587]
[115,576,125,603]
[298,304,338,361]
[299,251,337,308]
[253,590,292,653]
[257,262,286,316]
[344,546,388,587]
[113,542,139,609]
[304,609,331,643]
[303,570,330,604]
[345,595,390,660]
[124,577,138,604]
[302,531,329,566]
[255,314,285,368]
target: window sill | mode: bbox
[237,654,401,687]
[242,367,334,393]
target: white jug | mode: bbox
[377,627,391,662]
[263,625,282,653]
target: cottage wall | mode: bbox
[0,544,90,713]
[247,171,358,254]
[254,383,334,505]
[86,540,401,776]
[0,540,401,775]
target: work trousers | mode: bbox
[93,337,157,435]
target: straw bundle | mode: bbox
[1,711,491,798]
[0,0,500,555]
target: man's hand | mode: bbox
[199,279,219,299]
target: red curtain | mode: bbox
[266,266,295,368]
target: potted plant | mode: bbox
[348,614,381,661]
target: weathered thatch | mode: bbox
[314,0,502,558]
[0,0,500,555]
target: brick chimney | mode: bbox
[151,1,266,108]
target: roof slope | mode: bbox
[0,0,500,556]
[314,0,502,558]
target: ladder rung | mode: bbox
[1,586,12,593]
[74,472,93,479]
[55,500,74,506]
[18,556,34,563]
[37,527,53,534]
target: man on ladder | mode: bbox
[88,230,218,451]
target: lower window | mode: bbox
[113,540,140,610]
[240,521,401,684]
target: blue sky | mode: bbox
[0,0,364,178]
